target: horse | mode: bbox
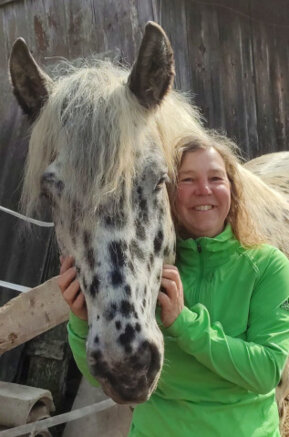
[9,21,289,419]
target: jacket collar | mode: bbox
[176,224,240,267]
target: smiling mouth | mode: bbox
[193,205,215,211]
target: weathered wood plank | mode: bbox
[0,277,69,355]
[216,0,258,156]
[250,0,278,155]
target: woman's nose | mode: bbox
[195,180,212,195]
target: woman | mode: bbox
[58,134,289,436]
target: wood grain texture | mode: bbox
[1,0,288,155]
[0,277,69,355]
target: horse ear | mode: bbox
[9,38,53,120]
[128,21,175,109]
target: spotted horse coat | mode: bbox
[9,22,180,405]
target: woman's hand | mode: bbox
[158,265,184,328]
[57,256,88,321]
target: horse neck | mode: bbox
[239,165,289,255]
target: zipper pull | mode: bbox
[197,241,202,253]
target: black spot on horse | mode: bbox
[154,230,164,255]
[135,186,149,221]
[128,261,135,274]
[83,230,92,247]
[109,240,127,269]
[115,320,122,330]
[173,240,176,254]
[153,197,159,209]
[158,207,164,220]
[135,219,146,240]
[142,298,146,308]
[70,201,80,236]
[101,191,127,228]
[118,323,136,348]
[86,248,95,269]
[124,284,132,296]
[135,323,141,332]
[139,198,149,223]
[83,276,88,290]
[70,220,79,243]
[92,358,111,379]
[129,240,145,261]
[164,245,170,257]
[94,335,99,343]
[104,303,117,321]
[111,270,124,286]
[120,300,134,318]
[149,253,154,265]
[90,274,100,297]
[104,212,126,228]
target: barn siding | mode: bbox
[0,0,288,430]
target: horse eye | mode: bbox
[154,174,169,192]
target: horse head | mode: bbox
[9,22,179,404]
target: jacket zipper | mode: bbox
[195,241,203,303]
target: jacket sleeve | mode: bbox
[67,312,99,387]
[165,249,289,394]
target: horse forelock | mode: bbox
[20,60,148,217]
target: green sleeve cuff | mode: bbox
[164,306,197,337]
[68,311,89,339]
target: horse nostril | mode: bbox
[133,341,161,379]
[147,342,161,380]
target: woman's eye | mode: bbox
[180,178,194,183]
[210,176,222,181]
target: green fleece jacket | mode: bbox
[67,225,289,436]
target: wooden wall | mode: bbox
[1,0,289,158]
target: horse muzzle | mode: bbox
[87,340,162,404]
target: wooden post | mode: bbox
[0,278,69,355]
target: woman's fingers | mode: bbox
[158,289,170,305]
[158,265,184,328]
[60,256,75,275]
[62,278,81,305]
[72,292,87,311]
[160,277,179,299]
[58,255,88,321]
[162,265,183,296]
[163,264,178,271]
[57,266,77,292]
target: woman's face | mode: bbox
[175,147,231,238]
